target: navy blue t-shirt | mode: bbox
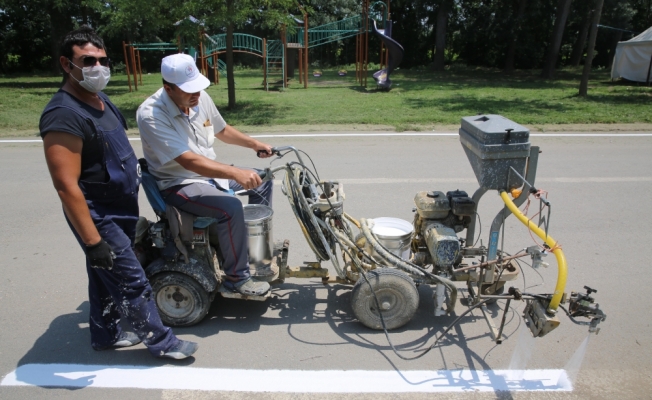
[40,90,122,183]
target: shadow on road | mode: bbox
[11,281,521,396]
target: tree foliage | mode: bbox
[1,0,650,76]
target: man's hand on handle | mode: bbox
[253,142,274,159]
[233,168,262,190]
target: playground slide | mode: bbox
[371,20,405,90]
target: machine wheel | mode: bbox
[351,268,419,330]
[151,272,211,327]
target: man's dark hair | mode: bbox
[162,78,177,88]
[59,25,106,82]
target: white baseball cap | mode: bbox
[161,53,210,93]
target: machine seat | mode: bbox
[139,160,218,228]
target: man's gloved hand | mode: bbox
[85,239,116,270]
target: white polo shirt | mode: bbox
[136,88,228,190]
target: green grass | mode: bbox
[0,66,650,137]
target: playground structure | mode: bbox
[195,0,404,90]
[121,1,405,92]
[121,41,184,92]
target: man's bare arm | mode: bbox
[174,151,262,190]
[43,132,102,245]
[215,125,273,158]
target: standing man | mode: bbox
[41,26,197,359]
[137,54,273,296]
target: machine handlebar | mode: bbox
[255,146,304,183]
[257,168,273,182]
[257,147,281,158]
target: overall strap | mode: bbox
[97,92,128,130]
[43,92,102,133]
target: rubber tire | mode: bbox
[351,268,419,330]
[150,272,211,327]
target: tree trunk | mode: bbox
[579,0,605,96]
[226,1,236,109]
[49,4,68,74]
[82,5,90,25]
[570,6,592,67]
[433,0,450,71]
[504,0,528,73]
[607,30,623,70]
[541,0,572,79]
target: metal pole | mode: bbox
[137,50,143,86]
[216,52,220,84]
[304,15,309,88]
[298,48,303,85]
[386,0,391,68]
[199,36,205,75]
[364,2,369,87]
[130,44,138,91]
[355,31,359,84]
[212,53,217,85]
[282,25,288,88]
[122,41,132,92]
[263,38,267,90]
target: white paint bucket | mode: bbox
[370,217,413,261]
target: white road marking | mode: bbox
[1,364,573,392]
[1,132,651,143]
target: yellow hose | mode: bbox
[499,191,567,312]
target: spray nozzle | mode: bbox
[568,286,607,335]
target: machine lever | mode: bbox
[505,128,513,144]
[584,286,597,294]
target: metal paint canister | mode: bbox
[243,205,274,268]
[369,217,413,261]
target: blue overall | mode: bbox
[44,92,179,356]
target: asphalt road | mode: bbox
[0,133,651,399]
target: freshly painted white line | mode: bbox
[1,132,651,143]
[1,364,572,392]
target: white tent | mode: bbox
[611,26,652,82]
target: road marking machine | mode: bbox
[135,114,606,354]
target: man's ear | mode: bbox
[60,56,72,74]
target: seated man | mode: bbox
[137,53,273,296]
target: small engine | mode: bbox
[412,190,475,273]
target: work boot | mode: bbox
[235,278,270,296]
[94,331,142,351]
[161,340,199,360]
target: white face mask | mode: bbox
[69,61,111,93]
